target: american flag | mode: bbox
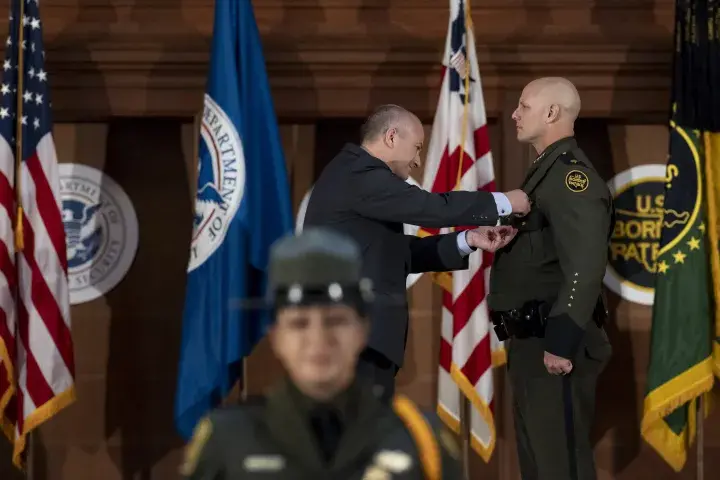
[0,0,75,468]
[418,0,504,461]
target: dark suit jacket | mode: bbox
[304,143,499,366]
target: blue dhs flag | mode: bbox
[174,0,293,439]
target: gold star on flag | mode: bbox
[673,250,686,264]
[687,237,701,250]
[657,261,669,274]
[699,222,706,233]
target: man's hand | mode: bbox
[504,190,531,216]
[465,226,517,252]
[544,351,573,375]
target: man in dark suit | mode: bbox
[304,104,530,401]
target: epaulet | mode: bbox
[179,416,214,476]
[557,150,587,168]
[392,394,441,480]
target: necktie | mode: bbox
[309,406,343,463]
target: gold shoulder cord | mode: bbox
[179,417,213,476]
[392,395,441,480]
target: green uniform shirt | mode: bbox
[179,379,463,479]
[489,136,613,358]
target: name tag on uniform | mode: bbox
[242,455,286,472]
[374,450,413,473]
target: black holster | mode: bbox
[491,295,608,342]
[490,300,550,341]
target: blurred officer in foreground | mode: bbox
[489,77,613,480]
[180,228,463,479]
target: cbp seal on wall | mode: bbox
[189,94,247,272]
[59,163,139,305]
[603,164,680,305]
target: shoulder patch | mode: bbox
[558,151,587,167]
[179,416,213,476]
[565,169,589,193]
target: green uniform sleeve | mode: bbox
[179,416,223,480]
[539,159,611,359]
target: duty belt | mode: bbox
[490,296,608,342]
[490,300,550,341]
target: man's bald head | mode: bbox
[360,104,421,143]
[525,77,581,122]
[360,104,425,180]
[512,77,581,152]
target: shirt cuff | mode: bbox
[543,313,586,359]
[456,231,475,257]
[491,192,512,217]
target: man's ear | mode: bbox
[546,104,560,123]
[384,127,397,148]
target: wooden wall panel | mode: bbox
[6,0,676,119]
[1,118,716,479]
[0,120,194,479]
[244,123,318,397]
[0,1,712,478]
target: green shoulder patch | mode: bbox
[565,169,590,193]
[179,416,213,476]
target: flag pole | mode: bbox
[455,3,473,478]
[13,0,32,477]
[25,434,33,480]
[696,395,704,480]
[459,397,471,479]
[14,0,25,252]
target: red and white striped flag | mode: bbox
[0,0,75,468]
[419,0,505,461]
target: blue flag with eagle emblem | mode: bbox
[174,0,293,439]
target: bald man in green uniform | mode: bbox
[489,77,614,480]
[179,227,464,479]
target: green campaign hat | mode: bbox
[268,227,374,312]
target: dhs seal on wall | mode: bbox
[189,94,246,272]
[59,163,139,305]
[604,164,674,305]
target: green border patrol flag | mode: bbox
[640,0,720,471]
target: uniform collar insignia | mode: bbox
[534,136,577,163]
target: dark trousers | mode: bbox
[508,327,611,480]
[355,347,398,404]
